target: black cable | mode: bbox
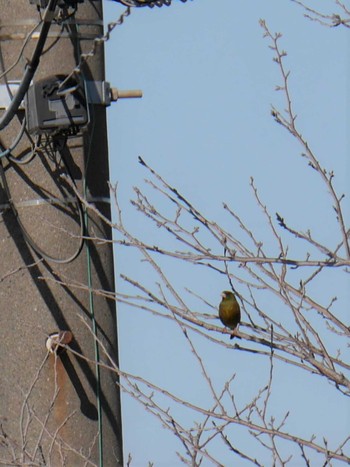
[0,138,85,264]
[0,0,59,131]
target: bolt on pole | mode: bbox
[0,1,123,465]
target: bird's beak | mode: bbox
[221,292,226,298]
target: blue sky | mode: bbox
[104,0,349,464]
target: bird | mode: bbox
[219,290,241,339]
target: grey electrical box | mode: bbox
[25,75,89,136]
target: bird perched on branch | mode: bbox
[219,290,241,339]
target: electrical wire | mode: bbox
[2,116,41,165]
[57,6,131,94]
[85,213,104,467]
[0,19,43,80]
[79,39,104,464]
[71,17,108,461]
[0,137,85,264]
[0,118,26,159]
[0,0,58,131]
[7,137,40,166]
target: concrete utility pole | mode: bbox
[0,1,123,465]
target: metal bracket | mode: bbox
[86,81,143,106]
[0,81,142,110]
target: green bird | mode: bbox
[219,290,241,339]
